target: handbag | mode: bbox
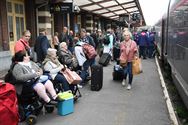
[61,68,82,84]
[132,58,142,75]
[119,59,127,67]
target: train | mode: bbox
[154,0,188,109]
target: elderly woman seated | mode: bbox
[12,50,58,105]
[43,48,70,91]
[58,42,78,70]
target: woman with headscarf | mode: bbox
[43,48,70,91]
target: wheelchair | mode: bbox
[16,81,55,125]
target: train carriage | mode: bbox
[155,0,188,109]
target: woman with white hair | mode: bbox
[43,48,70,91]
[120,31,138,90]
[58,42,78,70]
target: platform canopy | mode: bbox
[74,0,145,24]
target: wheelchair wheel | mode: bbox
[45,106,54,113]
[26,115,37,125]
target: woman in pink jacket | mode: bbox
[14,30,31,56]
[120,31,138,90]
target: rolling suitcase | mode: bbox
[91,65,103,91]
[98,53,111,66]
[112,65,124,81]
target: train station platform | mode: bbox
[23,58,176,125]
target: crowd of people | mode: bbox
[10,26,156,111]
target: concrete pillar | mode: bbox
[37,6,52,40]
[86,14,93,33]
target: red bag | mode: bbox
[0,81,19,125]
[61,68,82,84]
[82,43,97,59]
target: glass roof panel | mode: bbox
[93,9,109,14]
[92,0,103,2]
[126,7,138,12]
[100,1,118,7]
[102,13,115,17]
[122,3,136,8]
[117,0,134,4]
[83,5,102,10]
[108,6,123,11]
[130,11,139,15]
[114,10,127,15]
[110,16,119,18]
[74,0,92,6]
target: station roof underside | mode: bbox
[74,0,145,23]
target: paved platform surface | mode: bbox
[19,58,171,125]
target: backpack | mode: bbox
[0,82,19,125]
[82,43,97,59]
[103,34,110,45]
[4,63,17,85]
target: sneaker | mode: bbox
[127,84,131,90]
[122,79,126,86]
[77,84,83,89]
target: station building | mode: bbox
[0,0,145,71]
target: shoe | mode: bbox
[53,97,61,102]
[86,76,91,81]
[127,84,131,90]
[122,79,126,86]
[77,84,83,89]
[46,100,58,106]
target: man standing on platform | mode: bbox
[34,28,51,63]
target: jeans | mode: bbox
[80,58,95,85]
[148,46,154,58]
[68,46,74,54]
[123,62,133,85]
[54,73,70,91]
[139,46,147,59]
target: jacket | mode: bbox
[14,38,31,55]
[43,58,62,80]
[34,35,51,63]
[74,42,87,66]
[120,40,138,62]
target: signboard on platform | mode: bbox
[119,14,130,23]
[50,2,73,13]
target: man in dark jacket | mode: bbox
[34,28,51,63]
[138,30,148,59]
[59,26,69,43]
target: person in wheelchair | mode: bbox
[12,50,58,105]
[42,48,70,91]
[58,42,79,71]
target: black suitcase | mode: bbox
[112,65,124,81]
[98,53,111,66]
[91,65,103,91]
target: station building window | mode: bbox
[7,0,25,53]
